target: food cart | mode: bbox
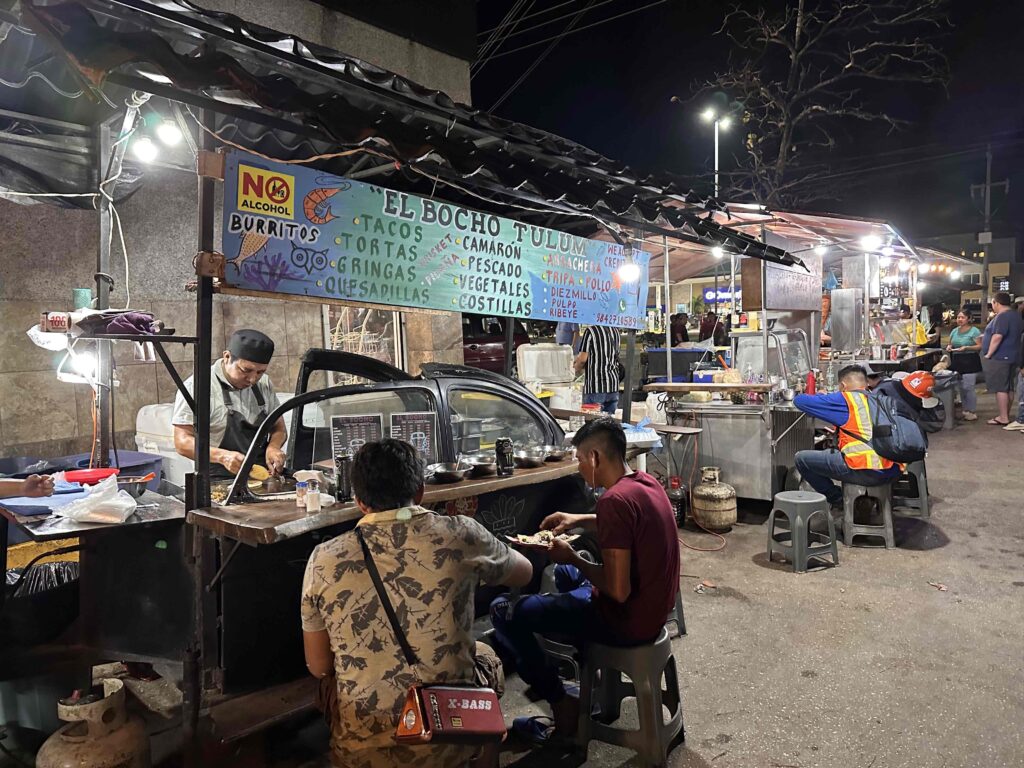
[642,246,822,501]
[3,2,800,762]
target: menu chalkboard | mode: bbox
[390,411,438,463]
[330,414,384,461]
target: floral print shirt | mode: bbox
[300,506,516,758]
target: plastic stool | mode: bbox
[842,482,895,548]
[893,460,930,518]
[666,589,687,638]
[577,627,684,767]
[767,490,839,572]
[934,387,955,430]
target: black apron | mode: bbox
[210,378,271,479]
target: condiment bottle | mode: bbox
[805,369,817,395]
[295,481,308,509]
[335,450,353,502]
[306,479,321,513]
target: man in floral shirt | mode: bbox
[301,439,532,767]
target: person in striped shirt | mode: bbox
[573,324,621,414]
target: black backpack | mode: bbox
[841,391,928,464]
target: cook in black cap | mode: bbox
[171,329,287,478]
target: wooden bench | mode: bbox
[208,677,318,744]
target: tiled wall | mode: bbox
[0,175,324,460]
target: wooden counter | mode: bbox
[188,461,580,546]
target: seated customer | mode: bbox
[490,417,680,746]
[874,371,938,422]
[301,439,532,768]
[793,365,902,507]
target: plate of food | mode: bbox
[505,531,580,547]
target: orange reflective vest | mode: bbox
[838,391,895,471]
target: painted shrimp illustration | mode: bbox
[303,178,352,224]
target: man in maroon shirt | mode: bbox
[490,416,680,745]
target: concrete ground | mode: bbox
[6,395,1020,768]
[497,390,1024,768]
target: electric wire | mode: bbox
[490,0,598,111]
[0,71,83,99]
[473,0,535,78]
[488,0,670,61]
[484,0,623,44]
[477,0,582,37]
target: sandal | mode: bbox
[988,418,1009,426]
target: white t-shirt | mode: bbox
[171,359,278,450]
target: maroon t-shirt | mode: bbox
[594,471,681,643]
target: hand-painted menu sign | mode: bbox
[222,151,649,328]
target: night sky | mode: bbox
[471,1,1024,243]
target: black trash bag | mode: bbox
[2,561,80,646]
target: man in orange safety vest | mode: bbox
[793,365,902,506]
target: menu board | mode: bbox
[221,151,650,328]
[390,412,438,463]
[330,414,383,460]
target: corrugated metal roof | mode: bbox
[11,0,795,266]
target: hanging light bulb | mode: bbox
[951,270,962,280]
[156,119,182,146]
[898,258,910,272]
[132,137,158,163]
[72,352,96,376]
[860,234,883,251]
[918,263,931,274]
[617,261,641,283]
[814,244,827,256]
[711,246,724,259]
[878,256,892,268]
[881,245,895,257]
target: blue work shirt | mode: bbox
[794,391,852,427]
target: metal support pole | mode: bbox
[663,236,672,382]
[184,107,217,766]
[622,329,636,424]
[981,143,992,319]
[503,316,515,378]
[713,119,720,198]
[94,101,143,466]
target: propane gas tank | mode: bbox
[691,466,737,531]
[37,678,150,768]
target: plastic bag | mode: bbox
[54,474,136,524]
[646,391,669,424]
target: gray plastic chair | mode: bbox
[665,588,687,638]
[767,490,839,572]
[842,482,895,548]
[577,627,684,767]
[893,460,930,518]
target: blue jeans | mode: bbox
[490,565,597,704]
[958,373,978,413]
[794,449,901,506]
[583,392,619,414]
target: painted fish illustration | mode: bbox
[304,188,341,224]
[229,231,270,271]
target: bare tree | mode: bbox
[699,0,949,207]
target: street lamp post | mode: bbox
[701,108,731,198]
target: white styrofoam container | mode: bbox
[516,343,574,384]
